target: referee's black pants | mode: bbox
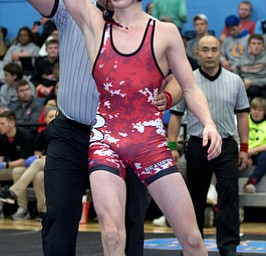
[186,137,240,255]
[41,113,148,256]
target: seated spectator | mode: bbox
[186,14,209,61]
[0,106,57,221]
[43,61,59,105]
[0,27,8,60]
[37,80,58,133]
[0,110,34,220]
[220,15,250,72]
[0,63,23,109]
[237,34,266,99]
[243,97,266,193]
[30,39,59,98]
[32,16,57,48]
[3,27,40,66]
[152,0,188,33]
[255,17,266,35]
[220,1,256,42]
[38,28,59,57]
[8,79,43,134]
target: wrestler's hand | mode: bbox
[202,123,222,160]
[153,78,167,111]
[171,149,180,163]
[154,92,167,111]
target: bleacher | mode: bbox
[239,166,266,208]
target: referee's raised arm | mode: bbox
[27,0,55,17]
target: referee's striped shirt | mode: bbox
[170,67,250,138]
[50,0,99,126]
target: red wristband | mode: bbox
[240,143,248,152]
[163,91,173,110]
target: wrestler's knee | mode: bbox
[101,227,126,253]
[180,228,204,251]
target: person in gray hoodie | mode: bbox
[220,15,250,72]
[237,34,266,99]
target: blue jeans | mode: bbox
[250,151,266,183]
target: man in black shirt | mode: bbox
[0,110,34,219]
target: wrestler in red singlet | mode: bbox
[90,19,178,186]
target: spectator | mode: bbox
[220,15,250,72]
[255,17,266,35]
[38,28,59,57]
[0,110,34,220]
[186,14,209,61]
[243,97,266,193]
[220,1,256,42]
[0,63,23,109]
[32,16,57,47]
[30,39,59,98]
[0,106,57,221]
[3,27,40,65]
[168,35,250,256]
[0,27,8,60]
[37,80,58,134]
[152,0,188,33]
[237,34,266,99]
[8,79,43,134]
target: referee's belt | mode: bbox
[56,110,92,133]
[190,136,233,142]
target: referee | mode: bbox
[168,35,250,256]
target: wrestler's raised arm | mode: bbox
[61,0,103,63]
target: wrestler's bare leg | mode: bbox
[148,172,208,256]
[90,171,127,256]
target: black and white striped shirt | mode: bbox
[171,67,250,138]
[51,0,99,125]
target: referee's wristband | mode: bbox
[168,141,177,151]
[240,143,248,153]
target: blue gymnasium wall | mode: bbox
[0,0,265,40]
[142,0,265,36]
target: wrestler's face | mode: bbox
[110,0,140,9]
[97,0,114,10]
